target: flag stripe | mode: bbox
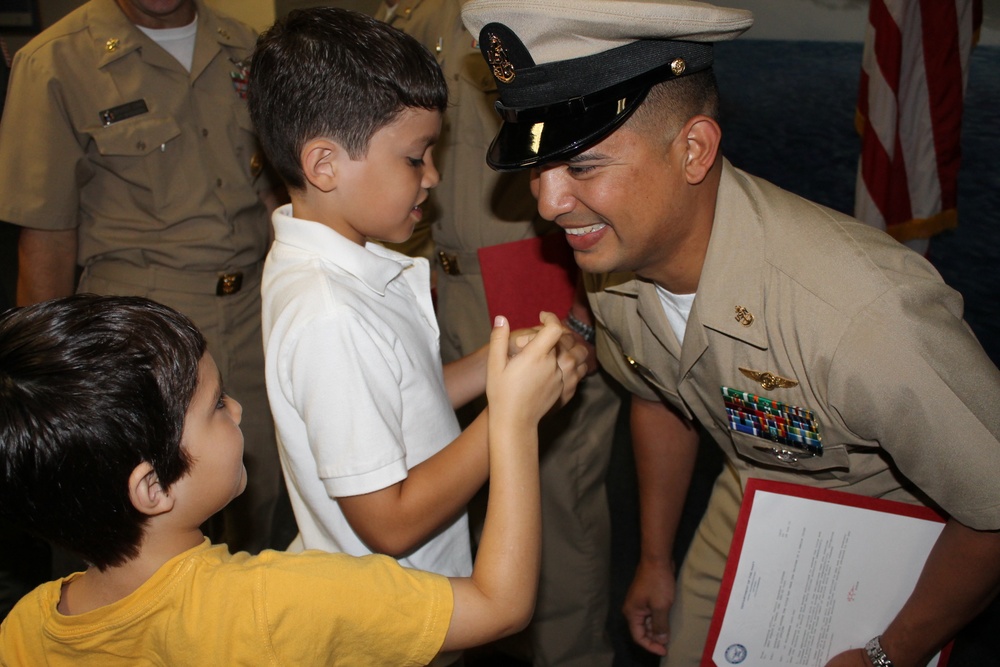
[920,0,963,210]
[854,0,979,243]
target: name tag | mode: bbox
[99,99,149,126]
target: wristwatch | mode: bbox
[865,636,894,667]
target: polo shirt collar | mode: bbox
[273,205,412,296]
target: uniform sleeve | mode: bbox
[259,551,453,666]
[280,308,410,498]
[829,278,1000,530]
[0,48,87,229]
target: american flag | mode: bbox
[854,0,983,254]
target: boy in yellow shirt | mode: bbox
[0,294,572,664]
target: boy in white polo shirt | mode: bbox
[249,7,587,584]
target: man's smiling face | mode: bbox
[529,120,707,288]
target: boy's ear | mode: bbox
[128,462,175,517]
[300,138,345,193]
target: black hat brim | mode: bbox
[486,85,650,171]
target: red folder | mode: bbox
[477,233,578,330]
[702,479,950,666]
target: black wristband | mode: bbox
[565,313,596,344]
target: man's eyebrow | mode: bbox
[566,151,608,163]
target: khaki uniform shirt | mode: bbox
[588,160,1000,530]
[0,0,271,273]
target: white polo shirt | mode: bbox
[262,205,471,577]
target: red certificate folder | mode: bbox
[702,479,950,667]
[477,233,579,330]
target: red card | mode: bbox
[477,233,578,330]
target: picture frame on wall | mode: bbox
[0,0,40,32]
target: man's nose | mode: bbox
[531,167,575,221]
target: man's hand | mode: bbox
[553,329,588,405]
[623,557,676,656]
[825,649,872,667]
[564,326,599,375]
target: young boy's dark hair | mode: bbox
[0,294,204,570]
[247,6,448,190]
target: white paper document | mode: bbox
[704,480,947,666]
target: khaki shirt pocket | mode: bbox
[91,116,182,212]
[92,115,181,158]
[729,431,851,479]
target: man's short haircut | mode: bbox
[627,69,720,143]
[0,295,206,571]
[248,7,448,190]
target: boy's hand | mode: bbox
[508,315,589,407]
[487,313,565,427]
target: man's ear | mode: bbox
[299,138,344,193]
[128,462,175,517]
[682,115,721,185]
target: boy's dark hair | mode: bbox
[0,295,206,571]
[247,7,448,190]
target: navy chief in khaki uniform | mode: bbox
[0,0,289,554]
[462,1,1000,666]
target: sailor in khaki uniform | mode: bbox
[461,1,1000,666]
[0,0,289,554]
[377,2,622,665]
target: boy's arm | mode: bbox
[337,412,490,557]
[339,317,587,557]
[441,313,565,649]
[441,345,489,409]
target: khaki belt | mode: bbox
[435,247,481,276]
[83,260,263,297]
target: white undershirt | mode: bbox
[655,284,696,346]
[137,15,198,72]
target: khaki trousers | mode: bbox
[663,463,743,667]
[438,267,620,667]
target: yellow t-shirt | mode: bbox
[0,540,452,666]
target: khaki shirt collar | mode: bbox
[602,159,768,376]
[91,0,229,79]
[693,158,768,351]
